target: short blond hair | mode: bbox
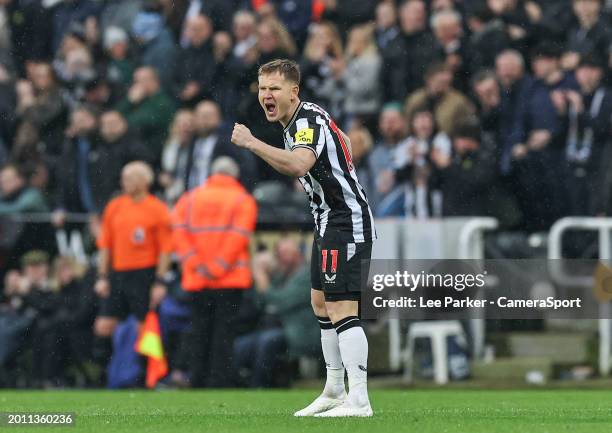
[258,58,301,85]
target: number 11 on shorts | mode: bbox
[321,249,338,273]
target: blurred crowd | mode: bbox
[1,0,612,387]
[0,0,610,233]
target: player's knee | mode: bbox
[94,317,117,337]
[311,289,327,316]
[325,300,358,324]
[324,302,342,323]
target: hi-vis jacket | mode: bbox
[171,174,257,291]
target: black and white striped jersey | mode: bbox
[283,101,376,243]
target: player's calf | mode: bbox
[331,312,371,412]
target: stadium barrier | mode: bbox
[372,217,498,373]
[548,217,612,376]
[5,213,612,380]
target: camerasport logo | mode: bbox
[322,249,338,284]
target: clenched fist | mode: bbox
[232,123,255,149]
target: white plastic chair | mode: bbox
[403,320,467,385]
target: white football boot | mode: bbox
[293,392,347,417]
[314,400,373,418]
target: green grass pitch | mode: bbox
[1,389,612,432]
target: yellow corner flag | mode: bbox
[134,311,168,388]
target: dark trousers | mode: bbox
[513,151,564,231]
[233,327,287,388]
[189,289,243,388]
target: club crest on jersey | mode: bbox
[294,128,314,144]
[132,227,146,244]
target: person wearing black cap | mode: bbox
[430,119,497,217]
[553,53,612,216]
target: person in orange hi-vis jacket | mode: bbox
[172,156,257,388]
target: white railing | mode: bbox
[458,218,498,360]
[548,217,612,376]
[384,217,498,372]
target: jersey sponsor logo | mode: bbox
[324,273,337,283]
[295,128,314,145]
[132,227,146,244]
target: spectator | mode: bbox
[93,161,172,373]
[431,8,471,92]
[10,122,52,194]
[394,109,451,218]
[299,22,344,117]
[116,67,176,162]
[347,125,375,204]
[374,0,399,51]
[52,24,96,103]
[340,23,381,131]
[562,0,610,71]
[486,0,535,54]
[159,109,195,204]
[494,49,534,174]
[2,1,53,75]
[16,62,68,157]
[431,121,497,216]
[256,17,298,62]
[92,110,153,209]
[81,72,117,112]
[510,43,577,230]
[172,157,257,387]
[232,10,258,61]
[131,3,178,91]
[555,54,612,215]
[472,70,503,145]
[234,238,318,388]
[371,103,409,215]
[380,0,442,102]
[0,163,48,216]
[45,255,97,387]
[185,100,243,190]
[174,14,215,106]
[0,164,51,270]
[49,0,100,53]
[466,2,511,73]
[166,0,233,41]
[103,26,135,93]
[54,105,99,223]
[6,251,55,387]
[404,62,476,136]
[209,30,240,121]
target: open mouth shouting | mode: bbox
[263,100,277,118]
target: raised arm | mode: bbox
[231,123,316,178]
